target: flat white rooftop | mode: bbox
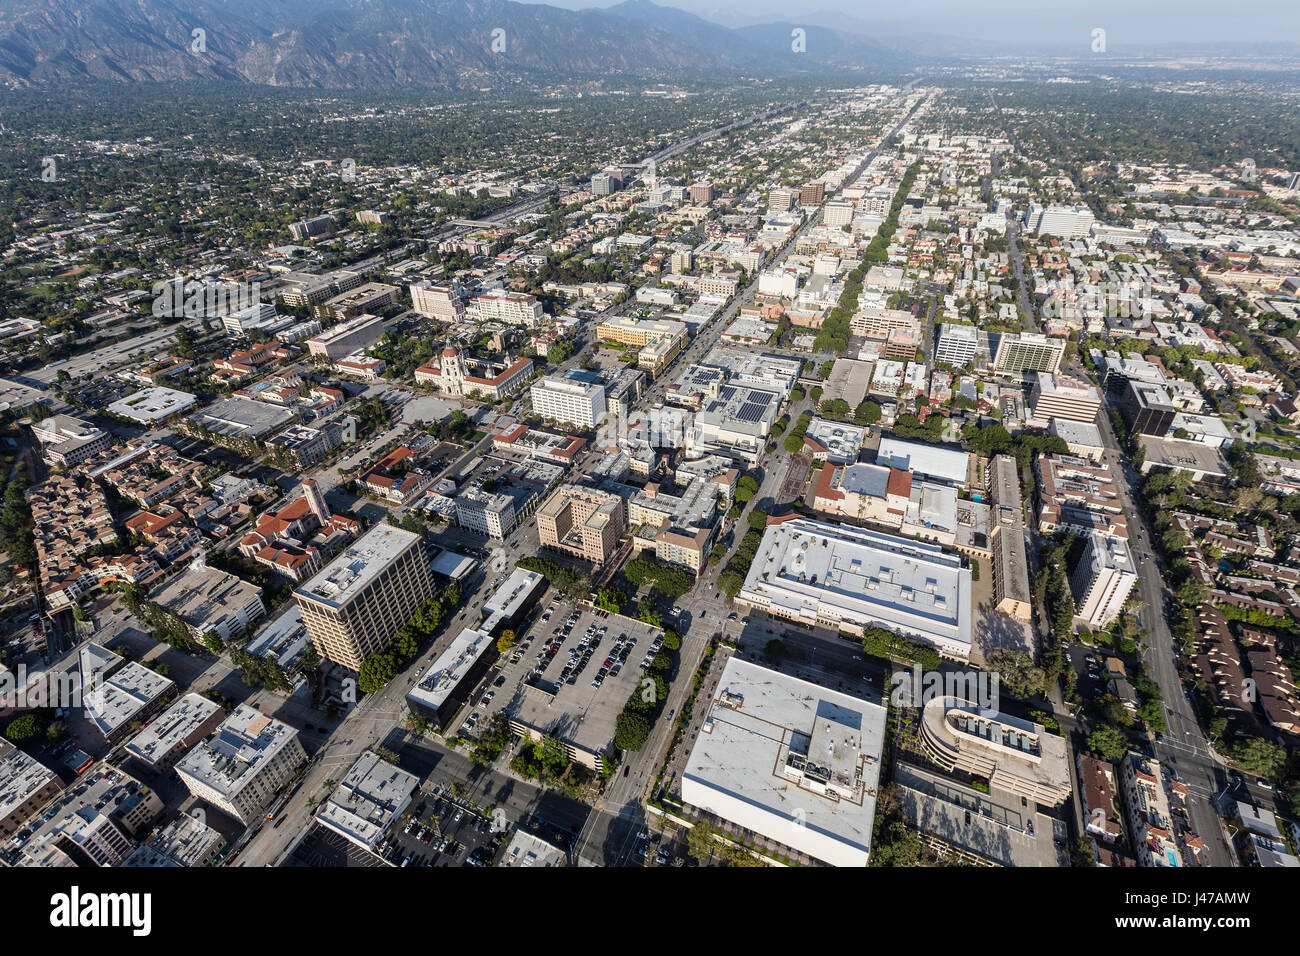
[315,750,419,850]
[107,386,197,423]
[500,830,567,867]
[682,658,887,867]
[124,693,221,768]
[407,627,495,713]
[83,661,175,740]
[481,568,545,629]
[876,436,969,486]
[739,517,972,658]
[0,740,58,824]
[295,524,421,610]
[175,704,298,799]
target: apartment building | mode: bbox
[823,201,855,227]
[1070,532,1139,629]
[994,332,1065,374]
[689,181,715,203]
[536,485,626,565]
[767,186,798,213]
[176,705,307,825]
[851,306,920,343]
[294,525,436,671]
[800,181,826,205]
[935,323,980,368]
[1120,754,1193,867]
[1036,454,1128,540]
[467,289,545,327]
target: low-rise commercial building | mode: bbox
[124,693,226,774]
[737,517,972,660]
[176,705,307,825]
[153,565,267,643]
[315,750,419,851]
[0,741,62,839]
[681,658,887,867]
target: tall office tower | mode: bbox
[294,525,436,670]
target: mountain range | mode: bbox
[0,0,911,88]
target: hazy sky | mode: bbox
[542,0,1300,49]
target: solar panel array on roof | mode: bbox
[737,399,770,423]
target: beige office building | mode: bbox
[537,485,626,565]
[176,705,307,825]
[294,525,435,671]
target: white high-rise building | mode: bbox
[466,289,545,328]
[935,323,979,367]
[1027,203,1096,239]
[530,373,607,428]
[1070,532,1138,629]
[823,201,855,227]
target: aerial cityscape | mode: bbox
[0,0,1296,921]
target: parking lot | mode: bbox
[460,600,666,766]
[376,785,505,868]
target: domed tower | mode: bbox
[441,345,466,396]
